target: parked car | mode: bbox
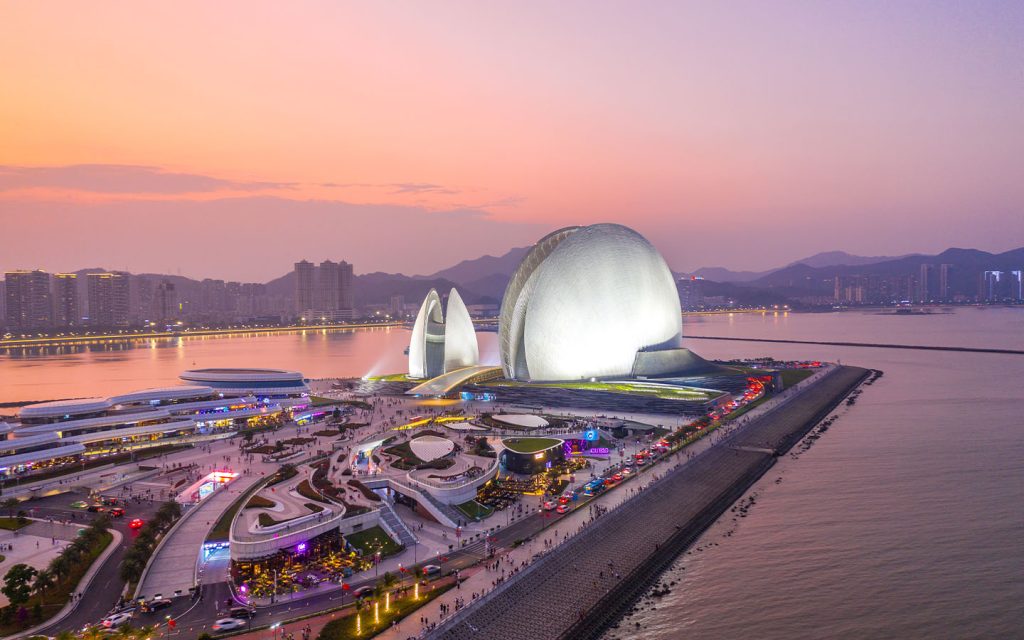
[102,612,133,628]
[211,618,247,632]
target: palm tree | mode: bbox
[55,630,77,640]
[115,623,137,640]
[2,497,17,518]
[48,555,70,583]
[33,569,55,598]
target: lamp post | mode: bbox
[270,622,281,640]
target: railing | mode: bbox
[405,455,499,489]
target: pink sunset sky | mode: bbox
[1,1,1022,281]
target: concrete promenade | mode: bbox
[424,365,869,640]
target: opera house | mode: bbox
[408,288,480,378]
[499,223,711,382]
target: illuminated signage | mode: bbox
[587,447,610,455]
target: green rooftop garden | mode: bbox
[501,437,562,453]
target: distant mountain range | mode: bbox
[691,251,916,282]
[66,245,1024,312]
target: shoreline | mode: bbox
[427,365,871,640]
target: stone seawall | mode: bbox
[429,366,870,640]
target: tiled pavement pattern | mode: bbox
[429,366,869,640]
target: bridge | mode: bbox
[405,365,504,396]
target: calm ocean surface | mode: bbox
[2,309,1022,637]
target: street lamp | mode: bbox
[270,622,281,640]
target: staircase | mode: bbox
[379,503,418,549]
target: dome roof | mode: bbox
[499,223,681,381]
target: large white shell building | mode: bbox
[499,223,701,381]
[408,288,479,379]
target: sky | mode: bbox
[1,1,1022,282]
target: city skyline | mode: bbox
[2,2,1023,280]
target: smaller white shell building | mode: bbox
[408,288,480,379]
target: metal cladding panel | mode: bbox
[443,288,479,372]
[501,223,682,381]
[408,289,443,378]
[498,226,580,379]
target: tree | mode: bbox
[48,555,70,584]
[2,564,37,610]
[32,568,55,597]
[2,497,17,519]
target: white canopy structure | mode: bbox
[408,288,480,379]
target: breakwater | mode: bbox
[684,333,1024,355]
[429,365,870,640]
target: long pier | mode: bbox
[428,365,870,640]
[684,333,1024,355]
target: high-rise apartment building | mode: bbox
[938,264,953,301]
[918,263,937,302]
[318,260,341,311]
[389,295,406,316]
[294,259,354,320]
[338,261,354,312]
[678,276,705,310]
[1010,270,1024,301]
[154,280,178,322]
[834,275,867,304]
[87,272,131,327]
[294,260,315,317]
[4,269,53,330]
[53,273,80,326]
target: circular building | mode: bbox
[179,368,308,399]
[498,224,682,381]
[499,437,565,475]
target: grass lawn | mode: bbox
[317,581,453,640]
[780,368,815,387]
[383,441,426,466]
[345,525,403,557]
[267,465,299,486]
[297,479,328,502]
[455,500,493,521]
[0,516,31,531]
[245,495,276,509]
[486,379,712,401]
[207,478,272,542]
[501,437,562,453]
[257,503,323,527]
